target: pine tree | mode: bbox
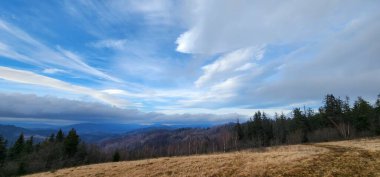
[25,136,34,153]
[323,94,350,138]
[56,129,64,142]
[292,108,308,143]
[274,113,288,144]
[0,135,6,166]
[235,119,244,140]
[352,97,373,132]
[64,128,79,157]
[113,150,120,162]
[374,94,380,134]
[252,111,263,143]
[49,133,55,142]
[11,133,25,158]
[261,113,273,146]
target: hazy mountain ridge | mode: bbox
[0,123,214,145]
[99,124,235,159]
[0,124,53,145]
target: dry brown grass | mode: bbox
[273,137,380,177]
[320,137,380,152]
[25,137,380,177]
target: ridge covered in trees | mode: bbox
[0,94,379,176]
[235,94,380,148]
[0,128,109,176]
[102,94,380,159]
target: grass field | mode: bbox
[26,137,380,177]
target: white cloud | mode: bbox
[235,63,256,71]
[250,14,380,104]
[157,107,290,118]
[0,18,120,82]
[99,45,268,108]
[126,0,175,25]
[0,66,127,107]
[89,39,127,50]
[99,47,268,110]
[177,77,241,108]
[170,0,380,110]
[0,42,36,64]
[42,68,66,74]
[195,46,264,88]
[56,47,121,82]
[176,29,199,54]
[64,0,175,35]
[102,89,127,95]
[176,0,373,54]
[102,88,200,103]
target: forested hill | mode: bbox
[98,94,380,159]
[0,125,53,146]
[0,123,213,145]
[235,94,380,148]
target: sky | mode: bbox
[0,0,379,125]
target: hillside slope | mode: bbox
[26,138,380,177]
[0,124,53,145]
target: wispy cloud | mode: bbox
[195,46,265,88]
[42,68,66,74]
[89,39,128,50]
[126,0,175,25]
[0,18,120,82]
[176,0,374,54]
[0,66,126,107]
[173,0,380,109]
[63,0,175,37]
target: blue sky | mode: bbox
[0,0,379,125]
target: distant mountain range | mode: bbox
[0,122,213,146]
[0,122,235,165]
[0,124,53,145]
[98,124,235,159]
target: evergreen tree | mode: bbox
[352,97,373,132]
[261,113,273,146]
[342,97,352,121]
[275,113,288,144]
[252,111,263,143]
[235,119,244,140]
[292,108,308,143]
[113,150,120,162]
[323,94,350,138]
[64,129,79,157]
[376,94,380,109]
[56,129,64,142]
[11,133,25,158]
[0,135,6,166]
[0,128,107,176]
[25,136,34,153]
[374,94,380,134]
[49,133,55,142]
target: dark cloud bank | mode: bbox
[0,93,243,125]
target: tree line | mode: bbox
[235,94,380,148]
[101,126,235,161]
[99,94,380,161]
[0,128,114,176]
